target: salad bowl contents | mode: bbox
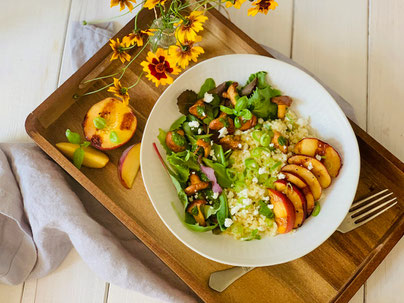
[156,71,343,240]
[141,55,360,266]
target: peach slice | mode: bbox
[56,142,109,168]
[118,143,141,189]
[281,164,322,200]
[294,138,342,177]
[274,180,307,227]
[282,172,315,216]
[83,97,137,150]
[288,155,332,188]
[268,189,295,234]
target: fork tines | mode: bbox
[349,189,398,224]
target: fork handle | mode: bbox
[209,267,254,292]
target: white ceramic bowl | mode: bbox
[141,54,360,266]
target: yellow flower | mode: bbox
[122,29,155,47]
[109,38,131,63]
[140,48,180,87]
[110,0,136,12]
[248,0,278,16]
[169,37,204,69]
[225,0,246,9]
[176,11,208,43]
[144,0,167,10]
[107,78,130,105]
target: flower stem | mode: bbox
[82,71,120,84]
[128,71,144,89]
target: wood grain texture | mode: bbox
[0,283,23,303]
[0,0,72,143]
[24,6,404,302]
[292,0,368,129]
[220,0,294,57]
[20,250,106,303]
[368,0,404,162]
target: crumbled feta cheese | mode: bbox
[269,143,274,148]
[218,127,228,138]
[258,118,264,124]
[224,218,233,228]
[258,167,267,175]
[238,143,242,148]
[191,171,196,174]
[230,205,241,215]
[239,188,248,197]
[235,130,242,136]
[212,192,219,199]
[253,209,259,216]
[315,154,322,161]
[188,121,200,128]
[262,196,270,201]
[243,198,252,206]
[268,204,274,209]
[197,128,202,134]
[209,149,217,161]
[307,162,313,170]
[210,141,214,146]
[278,173,286,179]
[252,177,258,183]
[203,92,214,103]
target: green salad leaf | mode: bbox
[248,86,279,119]
[202,158,232,188]
[198,78,216,99]
[259,201,274,219]
[169,174,188,209]
[73,147,85,169]
[177,90,198,115]
[184,223,218,232]
[216,193,230,231]
[241,229,261,241]
[169,116,187,131]
[158,128,172,154]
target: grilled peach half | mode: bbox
[83,98,137,150]
[282,172,315,216]
[293,138,342,178]
[281,164,322,201]
[274,180,307,227]
[268,189,295,234]
[288,155,332,188]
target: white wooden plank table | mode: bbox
[0,0,402,302]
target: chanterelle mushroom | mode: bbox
[271,96,293,119]
[165,130,186,152]
[222,82,239,107]
[196,139,211,158]
[209,112,235,134]
[189,99,207,120]
[185,174,210,196]
[238,115,258,131]
[219,135,243,151]
[187,200,207,226]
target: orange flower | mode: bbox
[176,11,208,43]
[109,38,131,63]
[144,0,167,10]
[110,0,136,12]
[248,0,278,16]
[169,37,204,69]
[107,78,130,104]
[140,48,180,87]
[224,0,246,9]
[122,29,155,47]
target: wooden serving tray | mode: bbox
[25,7,403,303]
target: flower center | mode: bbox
[120,87,128,95]
[155,62,166,73]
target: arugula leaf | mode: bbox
[177,90,198,115]
[169,174,188,209]
[198,78,216,99]
[169,115,187,131]
[65,129,81,144]
[73,147,84,169]
[212,143,227,166]
[259,201,274,219]
[202,158,232,188]
[216,193,230,231]
[202,204,220,219]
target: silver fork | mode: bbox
[209,189,398,292]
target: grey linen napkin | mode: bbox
[0,22,356,303]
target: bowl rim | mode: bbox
[140,54,360,266]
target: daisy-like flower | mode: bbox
[110,0,136,12]
[141,48,180,87]
[224,0,246,9]
[175,11,208,43]
[169,37,204,69]
[144,0,167,10]
[107,78,130,104]
[248,0,278,16]
[109,38,131,63]
[122,29,155,47]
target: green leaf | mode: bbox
[198,78,216,99]
[202,204,220,219]
[234,117,241,129]
[241,229,261,241]
[220,105,234,115]
[177,90,198,115]
[73,147,84,169]
[93,117,106,130]
[212,143,227,166]
[169,174,189,209]
[157,128,171,154]
[109,131,120,143]
[278,136,287,146]
[259,201,274,219]
[202,158,232,188]
[81,141,91,148]
[240,109,252,120]
[169,115,187,131]
[246,71,269,89]
[235,96,248,111]
[65,129,81,144]
[248,87,279,119]
[216,193,230,231]
[184,223,218,232]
